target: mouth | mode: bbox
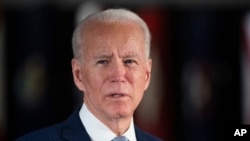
[111,94,125,98]
[107,93,129,99]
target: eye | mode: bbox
[124,59,137,65]
[97,60,109,65]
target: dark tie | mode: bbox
[111,136,129,141]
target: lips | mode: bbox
[111,94,125,98]
[107,93,129,98]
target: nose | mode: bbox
[109,59,126,83]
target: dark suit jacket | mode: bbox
[15,109,163,141]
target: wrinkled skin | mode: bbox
[72,21,152,135]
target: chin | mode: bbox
[112,113,129,119]
[111,109,132,119]
[109,103,134,119]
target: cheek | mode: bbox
[128,69,147,102]
[83,69,106,92]
[132,69,147,88]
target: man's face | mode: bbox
[72,21,152,121]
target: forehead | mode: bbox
[82,21,145,55]
[83,20,143,39]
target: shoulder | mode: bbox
[14,108,85,141]
[14,123,64,141]
[135,127,164,141]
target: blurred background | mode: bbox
[1,0,250,141]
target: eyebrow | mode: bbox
[94,54,113,59]
[93,53,140,59]
[123,54,138,58]
[123,53,140,59]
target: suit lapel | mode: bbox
[60,109,160,141]
[61,109,91,141]
[135,126,158,141]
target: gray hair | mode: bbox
[72,8,151,61]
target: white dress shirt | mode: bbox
[79,103,137,141]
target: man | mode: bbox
[15,8,163,141]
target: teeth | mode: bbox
[112,94,122,98]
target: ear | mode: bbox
[144,58,152,90]
[71,58,85,91]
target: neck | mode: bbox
[85,103,132,135]
[104,117,132,135]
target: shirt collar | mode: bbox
[79,103,137,141]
